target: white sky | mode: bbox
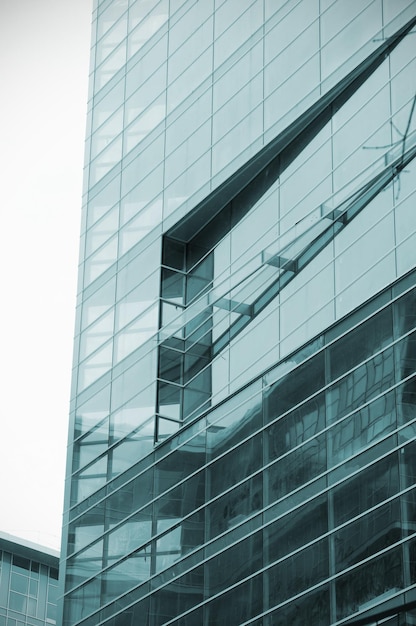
[0,0,93,551]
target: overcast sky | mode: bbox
[0,0,93,551]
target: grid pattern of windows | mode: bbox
[0,548,58,626]
[72,3,416,450]
[62,276,416,625]
[61,1,416,624]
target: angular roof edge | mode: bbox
[0,530,59,568]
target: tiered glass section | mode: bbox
[60,1,416,624]
[64,273,416,625]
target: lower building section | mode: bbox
[63,268,416,626]
[0,533,59,626]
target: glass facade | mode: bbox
[60,1,416,624]
[0,534,58,626]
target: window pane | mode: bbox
[328,306,393,381]
[335,547,403,621]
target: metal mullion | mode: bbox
[66,410,416,600]
[66,436,416,625]
[163,532,416,626]
[69,304,414,521]
[68,289,416,524]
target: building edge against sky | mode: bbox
[60,1,416,625]
[0,531,59,625]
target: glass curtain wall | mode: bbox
[64,273,416,625]
[60,1,416,625]
[0,548,58,625]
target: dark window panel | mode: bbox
[205,572,262,626]
[208,474,263,540]
[267,584,330,626]
[208,432,263,502]
[267,433,327,504]
[162,238,186,271]
[327,346,395,424]
[268,538,329,606]
[265,352,325,422]
[267,391,326,458]
[265,493,328,564]
[328,388,397,466]
[333,498,402,573]
[335,546,403,621]
[328,306,393,382]
[206,529,262,597]
[393,287,416,338]
[333,452,400,527]
[161,268,185,304]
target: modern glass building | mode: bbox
[60,1,416,624]
[0,532,59,626]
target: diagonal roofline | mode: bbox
[166,14,416,249]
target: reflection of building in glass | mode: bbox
[0,532,59,626]
[60,2,416,624]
